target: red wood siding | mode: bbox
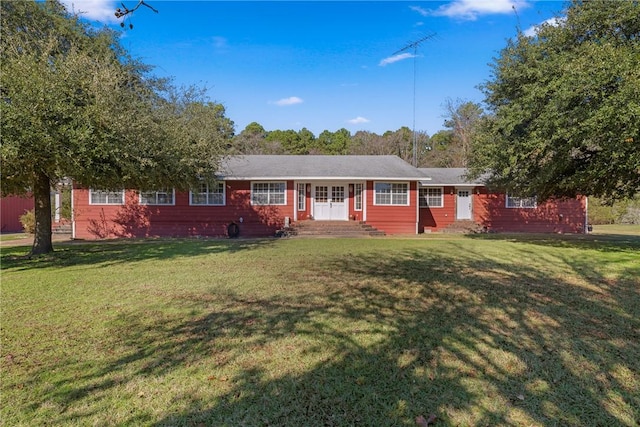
[364,181,418,234]
[474,191,586,233]
[73,181,295,239]
[1,195,35,232]
[419,187,458,231]
[418,187,586,233]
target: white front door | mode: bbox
[313,183,347,220]
[456,189,472,220]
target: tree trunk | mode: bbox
[31,171,54,255]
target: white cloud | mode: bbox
[416,0,530,21]
[379,52,415,66]
[272,97,303,106]
[347,117,370,125]
[409,5,429,17]
[523,16,566,37]
[60,0,119,23]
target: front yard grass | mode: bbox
[1,233,638,426]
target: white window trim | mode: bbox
[419,187,444,208]
[89,189,125,205]
[251,181,287,206]
[506,194,537,209]
[373,181,410,206]
[139,189,176,206]
[189,182,226,206]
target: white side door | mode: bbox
[456,189,472,220]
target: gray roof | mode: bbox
[417,168,486,186]
[219,155,427,180]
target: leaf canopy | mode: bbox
[469,0,640,201]
[1,0,234,196]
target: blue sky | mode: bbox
[62,1,566,136]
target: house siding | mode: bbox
[1,195,34,232]
[73,181,294,239]
[474,190,586,233]
[419,187,458,231]
[418,187,586,233]
[364,181,418,234]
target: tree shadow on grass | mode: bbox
[0,237,277,272]
[7,239,639,426]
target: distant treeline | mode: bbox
[229,100,485,168]
[231,122,466,167]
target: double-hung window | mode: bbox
[190,182,225,206]
[374,182,409,206]
[419,187,443,208]
[90,189,124,205]
[506,194,537,208]
[140,189,175,205]
[252,182,286,205]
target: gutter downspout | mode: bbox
[585,196,589,233]
[415,181,419,234]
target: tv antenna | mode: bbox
[392,32,436,166]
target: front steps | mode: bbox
[442,220,485,234]
[287,220,385,237]
[52,223,72,234]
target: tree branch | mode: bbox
[115,1,158,19]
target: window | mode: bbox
[90,189,124,205]
[506,195,537,208]
[140,189,175,205]
[252,182,286,205]
[374,182,409,206]
[354,183,363,211]
[190,182,225,206]
[419,187,443,208]
[297,183,306,211]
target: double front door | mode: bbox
[313,183,347,220]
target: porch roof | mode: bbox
[219,155,427,180]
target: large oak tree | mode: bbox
[469,0,639,201]
[1,1,233,255]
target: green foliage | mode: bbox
[441,99,484,167]
[19,210,35,234]
[470,0,640,200]
[231,123,434,164]
[317,128,352,154]
[589,195,640,225]
[0,0,233,253]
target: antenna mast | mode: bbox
[393,32,436,167]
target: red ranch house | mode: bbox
[71,155,587,239]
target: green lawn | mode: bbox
[592,224,640,235]
[0,233,29,242]
[2,234,639,426]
